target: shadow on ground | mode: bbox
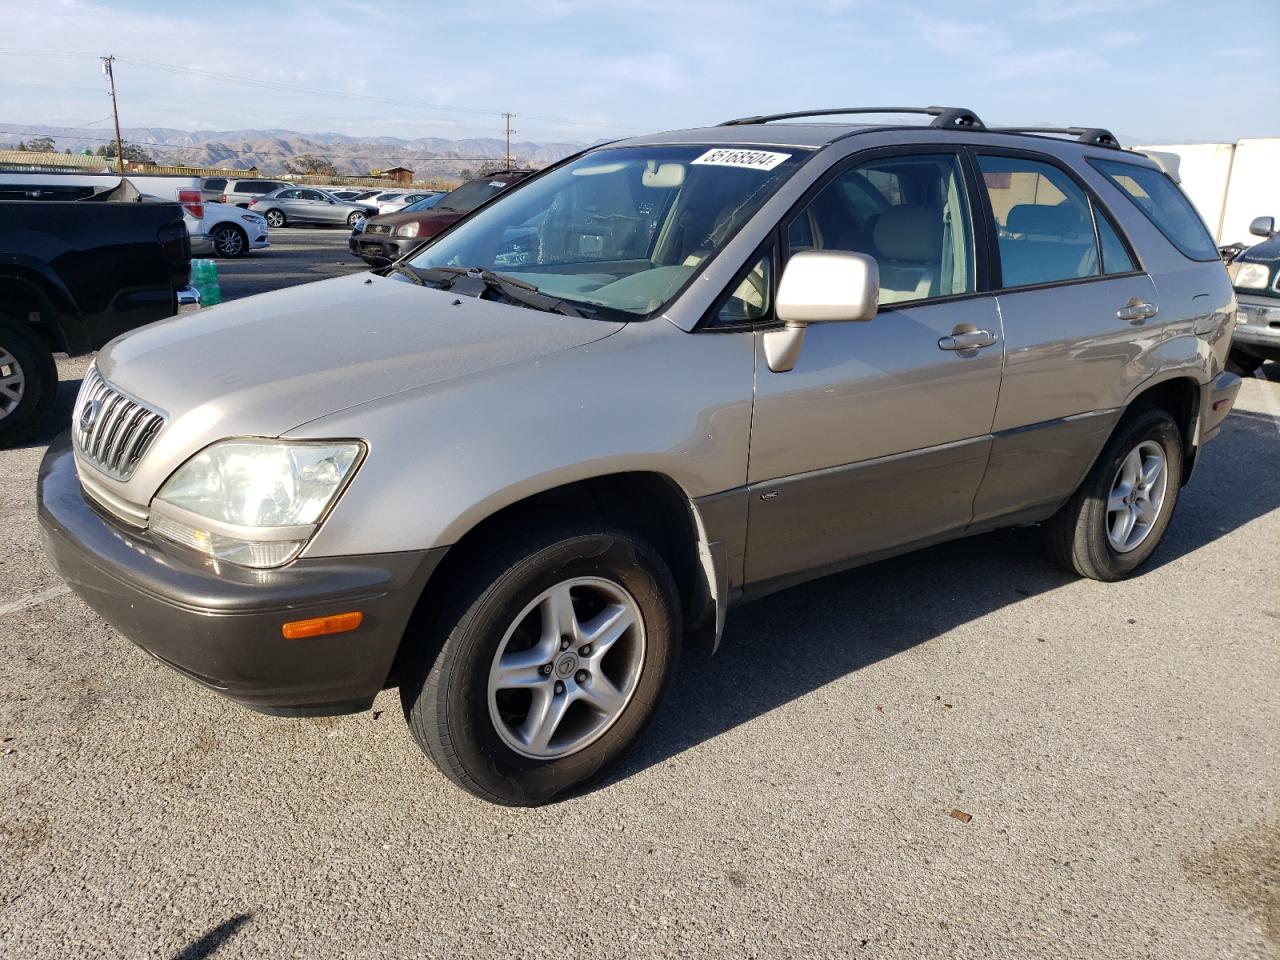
[608,384,1280,787]
[170,913,253,960]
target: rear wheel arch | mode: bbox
[388,470,713,685]
[0,273,72,353]
[1123,375,1200,484]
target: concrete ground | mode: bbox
[0,278,1277,956]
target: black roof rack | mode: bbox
[992,127,1121,149]
[719,106,985,130]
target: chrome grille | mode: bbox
[72,367,166,481]
[366,223,392,235]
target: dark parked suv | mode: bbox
[350,171,531,264]
[41,107,1240,805]
[1227,215,1280,375]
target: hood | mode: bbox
[95,272,623,494]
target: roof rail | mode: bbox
[992,127,1121,149]
[719,106,985,130]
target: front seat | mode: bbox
[872,206,943,304]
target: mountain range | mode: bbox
[0,123,589,179]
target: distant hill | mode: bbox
[0,123,589,179]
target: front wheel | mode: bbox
[0,318,57,448]
[401,521,680,806]
[211,223,247,258]
[1045,407,1183,581]
[347,211,366,229]
[264,209,286,228]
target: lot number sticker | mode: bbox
[692,149,791,172]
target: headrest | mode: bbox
[1006,203,1087,238]
[873,206,943,262]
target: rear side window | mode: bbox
[1090,159,1218,261]
[204,178,226,191]
[978,155,1100,288]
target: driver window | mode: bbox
[787,153,974,305]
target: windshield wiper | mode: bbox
[389,262,427,286]
[419,266,583,317]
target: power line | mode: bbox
[0,48,633,133]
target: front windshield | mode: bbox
[409,145,805,316]
[404,194,444,212]
[434,178,510,214]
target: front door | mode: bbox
[744,150,1003,590]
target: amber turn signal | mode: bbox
[281,611,364,640]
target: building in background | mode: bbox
[1135,139,1280,246]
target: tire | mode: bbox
[1226,349,1264,377]
[346,211,366,229]
[211,223,247,258]
[401,519,680,806]
[0,318,57,449]
[264,209,286,228]
[1045,407,1183,581]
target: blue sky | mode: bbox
[1,0,1277,145]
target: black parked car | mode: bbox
[0,178,193,445]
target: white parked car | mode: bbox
[377,191,441,215]
[180,189,269,258]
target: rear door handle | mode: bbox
[938,329,997,351]
[1117,299,1158,323]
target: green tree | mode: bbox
[23,135,56,153]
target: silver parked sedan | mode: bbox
[248,187,377,229]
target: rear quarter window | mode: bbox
[1089,159,1218,261]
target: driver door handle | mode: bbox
[938,329,997,351]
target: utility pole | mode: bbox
[502,112,514,172]
[101,55,125,174]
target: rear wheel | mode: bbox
[401,520,680,806]
[211,223,247,258]
[0,318,56,448]
[264,209,286,228]
[1045,407,1183,581]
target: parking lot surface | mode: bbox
[217,227,369,302]
[1,315,1277,955]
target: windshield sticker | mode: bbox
[692,148,791,172]
[488,181,506,187]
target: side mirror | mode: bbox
[1249,215,1276,239]
[764,250,879,372]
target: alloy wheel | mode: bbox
[265,210,285,228]
[1106,439,1168,553]
[0,347,24,421]
[213,226,244,257]
[487,576,645,760]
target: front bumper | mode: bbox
[348,233,419,264]
[38,434,446,715]
[1232,295,1280,357]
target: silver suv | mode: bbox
[39,107,1241,805]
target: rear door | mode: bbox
[744,148,1004,590]
[968,150,1159,525]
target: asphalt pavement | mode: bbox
[0,268,1277,958]
[215,226,370,301]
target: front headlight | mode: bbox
[395,221,420,238]
[1233,262,1272,290]
[149,439,364,568]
